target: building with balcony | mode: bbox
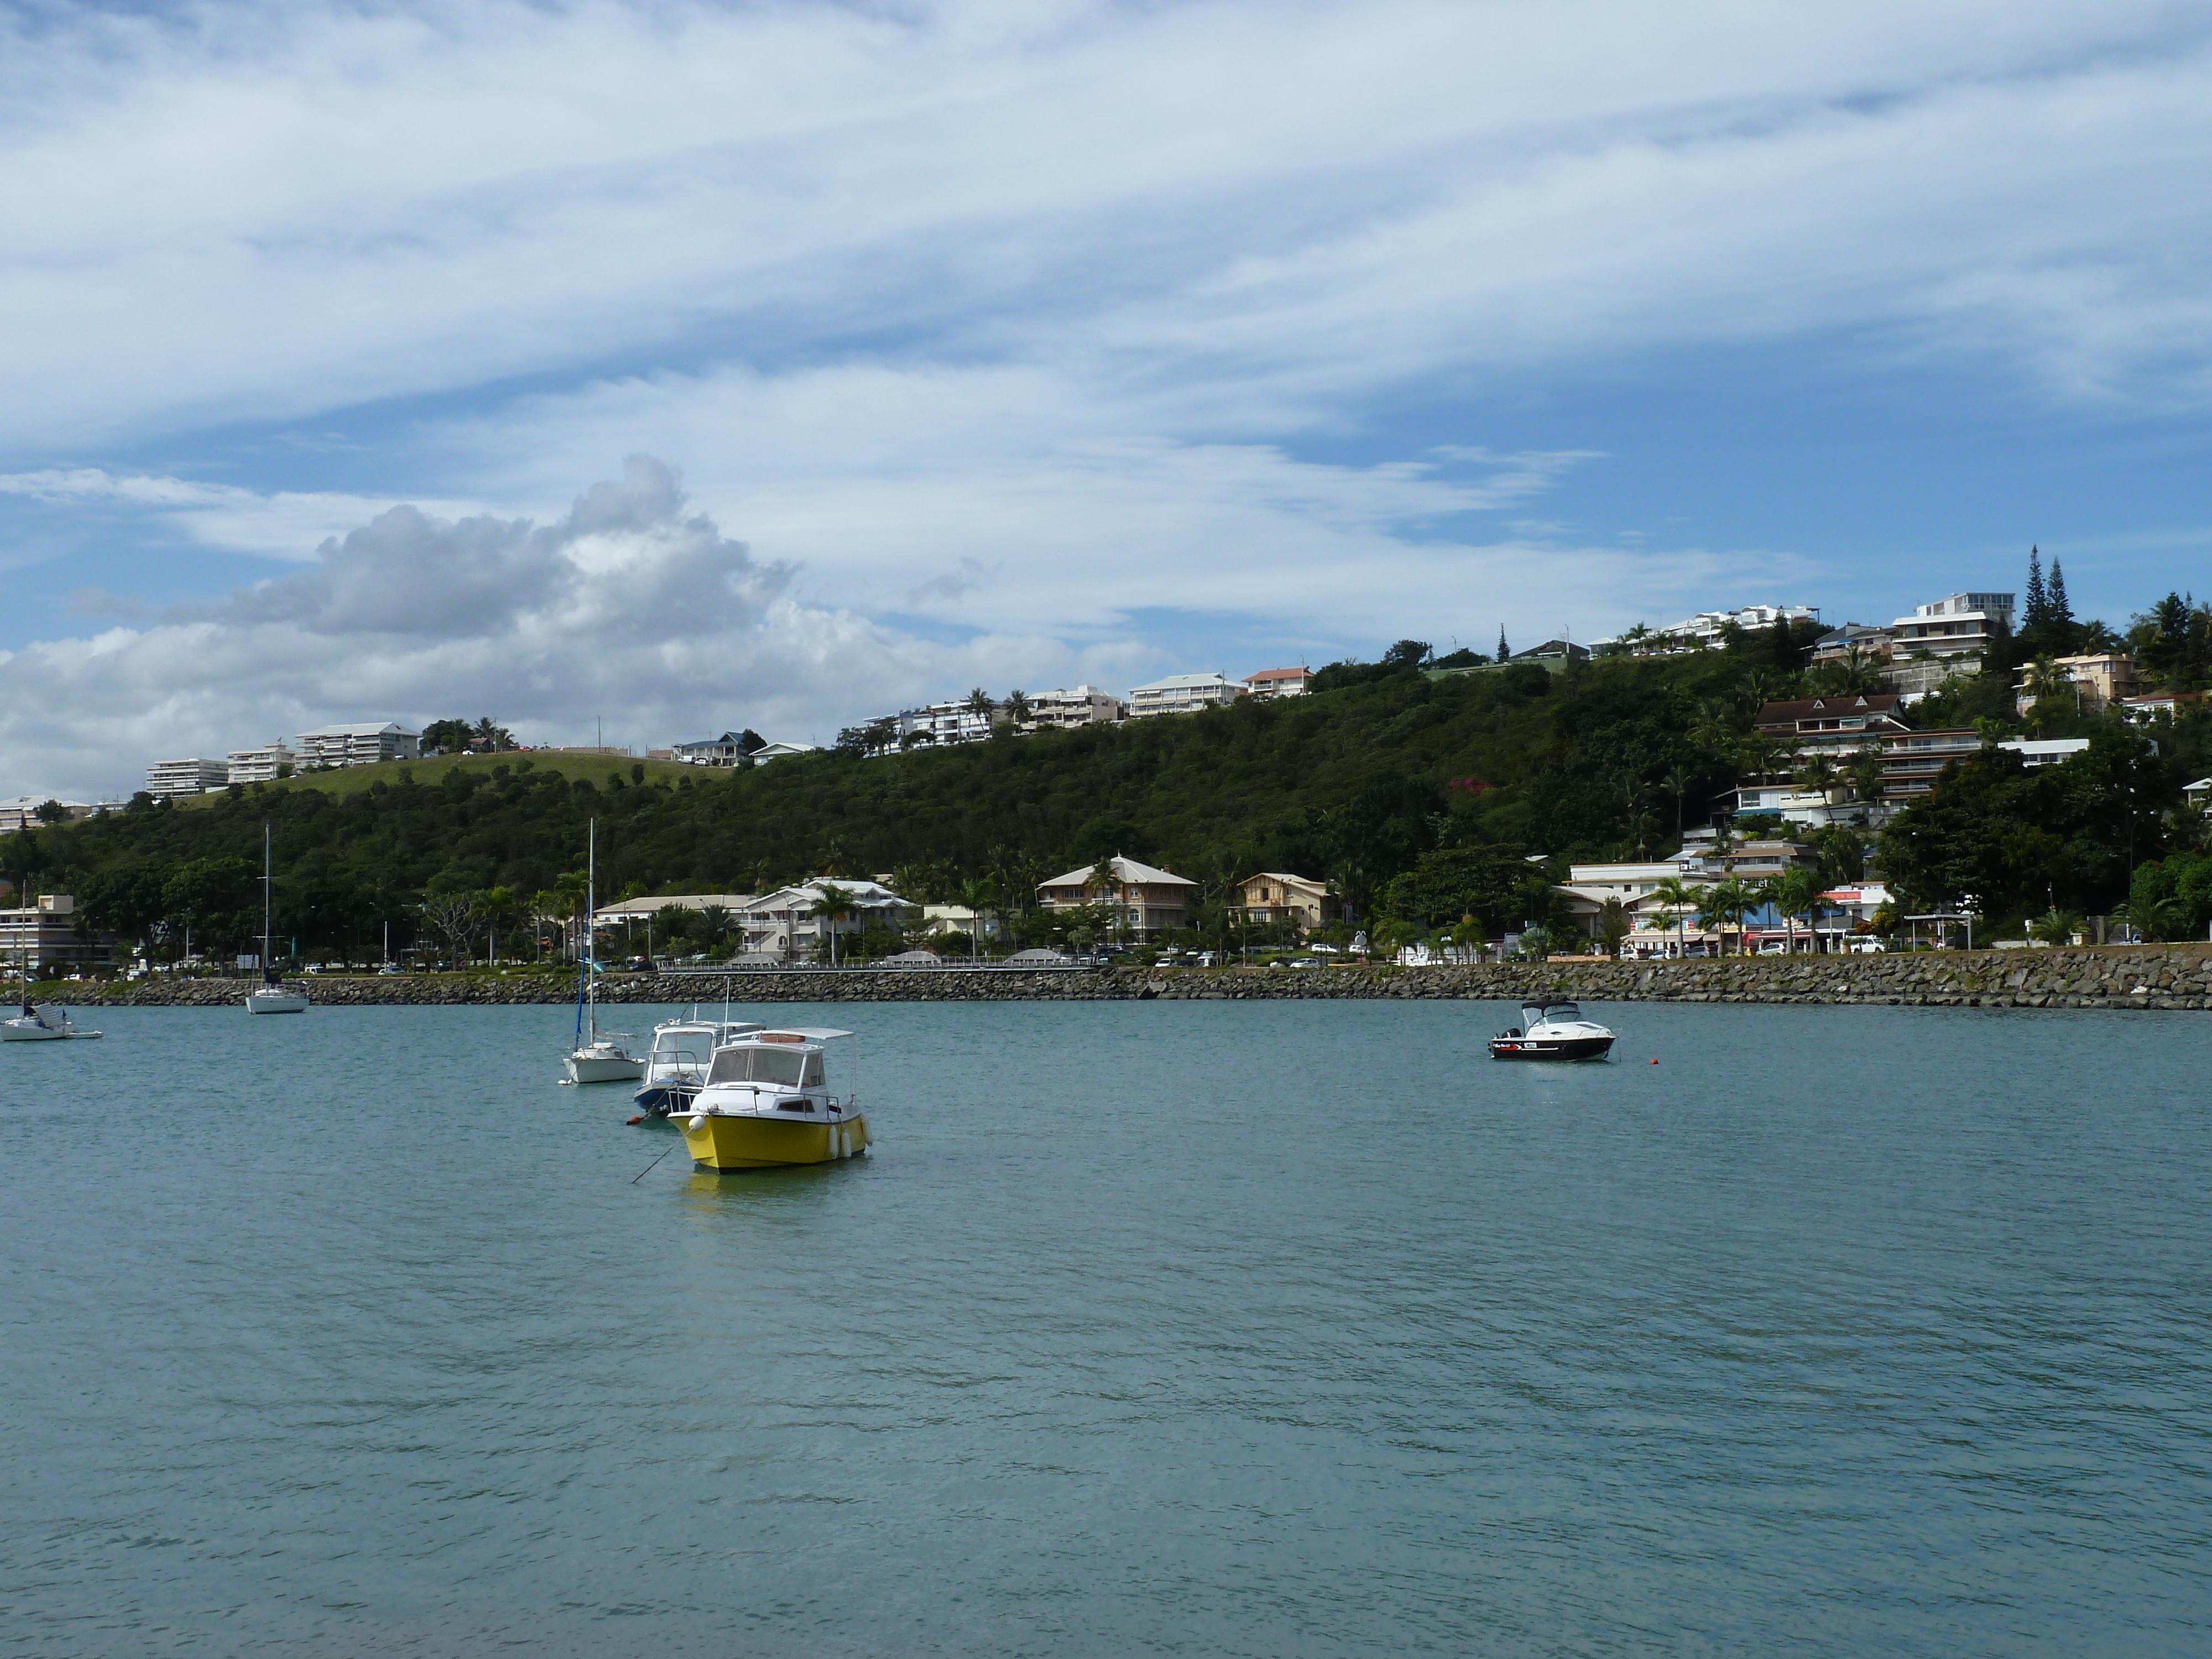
[2015,653,2137,717]
[295,722,420,769]
[1231,872,1344,930]
[1879,728,1985,802]
[1036,854,1197,938]
[1888,592,2014,697]
[732,880,919,960]
[2121,691,2205,722]
[0,797,96,832]
[1592,604,1820,656]
[1023,687,1127,730]
[0,893,114,975]
[1242,667,1314,700]
[1996,737,2091,769]
[1128,673,1243,718]
[225,742,295,785]
[1754,693,1912,755]
[895,698,1009,747]
[1809,623,1893,665]
[673,732,761,766]
[145,757,229,799]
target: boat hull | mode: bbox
[634,1081,698,1117]
[3,1020,70,1041]
[566,1051,645,1084]
[246,990,310,1015]
[1489,1035,1614,1061]
[679,1110,870,1170]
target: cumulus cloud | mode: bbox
[0,460,1115,800]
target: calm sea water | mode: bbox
[3,998,2209,1657]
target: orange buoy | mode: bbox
[626,1115,645,1125]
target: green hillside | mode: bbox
[7,618,2209,964]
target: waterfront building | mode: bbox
[1127,674,1242,718]
[734,880,919,960]
[1023,686,1127,731]
[1231,872,1344,930]
[1241,667,1314,700]
[225,742,295,785]
[0,893,114,975]
[294,722,420,769]
[1036,855,1197,938]
[145,757,229,799]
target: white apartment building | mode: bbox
[0,797,93,832]
[897,699,1005,747]
[735,880,919,959]
[1127,672,1243,718]
[226,742,296,785]
[1891,593,2014,660]
[1593,604,1819,655]
[0,893,114,973]
[295,722,421,769]
[146,757,229,799]
[1024,686,1127,730]
[1243,667,1314,700]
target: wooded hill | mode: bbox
[8,612,2211,964]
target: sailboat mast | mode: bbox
[263,823,273,982]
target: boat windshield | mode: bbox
[706,1046,824,1088]
[1534,1001,1582,1022]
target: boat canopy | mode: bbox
[1523,1000,1583,1021]
[706,1045,825,1088]
[752,1027,854,1042]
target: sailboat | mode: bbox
[244,824,310,1014]
[564,820,642,1083]
[3,900,101,1040]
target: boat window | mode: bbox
[1542,1002,1582,1021]
[801,1054,825,1088]
[706,1048,750,1084]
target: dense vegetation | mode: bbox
[9,562,2212,967]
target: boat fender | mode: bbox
[1650,1058,1658,1065]
[627,1115,645,1125]
[688,1114,707,1132]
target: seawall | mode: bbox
[57,945,2212,1011]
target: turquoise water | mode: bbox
[3,999,2209,1656]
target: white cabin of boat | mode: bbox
[693,1027,857,1121]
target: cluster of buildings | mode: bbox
[144,722,422,799]
[587,857,1349,960]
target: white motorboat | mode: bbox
[2,1003,102,1041]
[561,820,641,1083]
[1489,999,1616,1061]
[634,1016,764,1115]
[244,823,310,1015]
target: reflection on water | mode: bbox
[4,998,2211,1658]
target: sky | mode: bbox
[4,0,2211,801]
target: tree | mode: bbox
[2024,546,2049,633]
[471,716,516,752]
[1763,867,1827,953]
[1007,690,1031,728]
[32,799,68,825]
[807,883,857,965]
[1447,914,1488,963]
[1498,627,1509,660]
[1797,754,1840,823]
[1381,639,1432,670]
[421,718,473,755]
[1597,898,1631,959]
[1697,877,1753,956]
[478,886,523,962]
[955,874,998,959]
[419,891,481,967]
[965,688,995,733]
[1648,875,1701,958]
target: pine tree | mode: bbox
[2048,559,2071,628]
[2023,546,2048,632]
[1498,627,1510,661]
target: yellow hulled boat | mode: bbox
[676,1026,870,1170]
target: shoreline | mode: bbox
[42,944,2212,1012]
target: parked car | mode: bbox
[1848,938,1887,954]
[624,954,658,973]
[1290,957,1321,969]
[378,963,405,975]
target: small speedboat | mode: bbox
[634,1018,763,1116]
[2,1002,102,1041]
[1489,999,1616,1061]
[677,1027,870,1169]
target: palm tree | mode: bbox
[1797,754,1840,824]
[955,874,997,961]
[1087,855,1123,945]
[807,883,856,966]
[1648,875,1702,959]
[1007,689,1031,728]
[1662,761,1697,841]
[1698,877,1753,956]
[1773,867,1827,952]
[964,687,995,738]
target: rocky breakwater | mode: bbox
[59,946,2212,1011]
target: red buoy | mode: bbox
[626,1115,645,1125]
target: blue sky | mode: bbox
[4,0,2210,799]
